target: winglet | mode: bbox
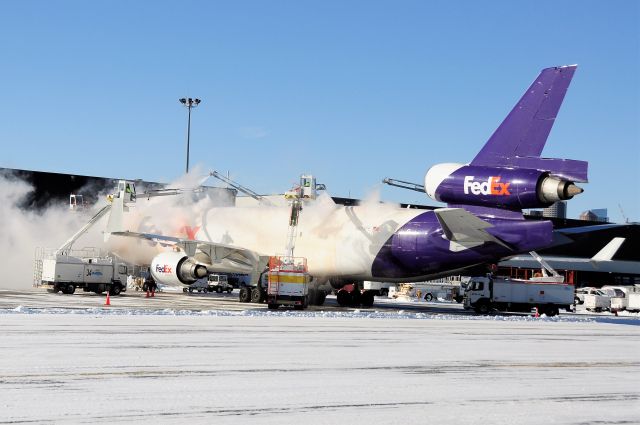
[591,237,626,262]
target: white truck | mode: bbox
[183,274,234,293]
[584,290,611,312]
[363,281,395,297]
[602,286,638,312]
[627,293,640,313]
[463,276,574,316]
[39,250,129,296]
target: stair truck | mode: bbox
[463,275,574,316]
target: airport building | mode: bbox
[543,201,567,219]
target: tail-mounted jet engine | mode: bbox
[150,251,208,286]
[424,163,583,210]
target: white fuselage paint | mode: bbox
[197,202,424,279]
[108,196,425,281]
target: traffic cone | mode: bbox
[534,307,539,318]
[105,292,111,306]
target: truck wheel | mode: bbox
[546,306,559,317]
[268,303,278,310]
[227,288,233,294]
[475,301,490,314]
[316,291,326,306]
[66,284,75,295]
[111,285,122,296]
[216,287,223,294]
[183,288,188,293]
[250,287,262,303]
[188,287,194,293]
[239,287,251,303]
[424,293,433,302]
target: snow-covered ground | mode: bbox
[1,311,639,424]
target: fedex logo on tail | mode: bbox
[155,264,172,274]
[463,176,511,196]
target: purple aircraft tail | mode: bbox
[471,65,587,183]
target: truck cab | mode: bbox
[462,277,491,311]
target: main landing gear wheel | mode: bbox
[336,289,351,307]
[424,293,433,302]
[66,284,75,295]
[360,291,375,308]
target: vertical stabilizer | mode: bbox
[472,65,577,166]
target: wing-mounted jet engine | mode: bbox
[150,251,208,286]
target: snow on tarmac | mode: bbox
[1,311,639,425]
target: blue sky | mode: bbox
[1,0,638,221]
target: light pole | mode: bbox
[179,97,201,173]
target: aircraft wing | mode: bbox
[434,208,512,252]
[500,237,627,272]
[110,231,260,274]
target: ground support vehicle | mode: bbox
[363,281,395,297]
[575,287,600,305]
[183,278,209,293]
[208,274,234,293]
[584,292,611,312]
[266,256,310,310]
[463,276,574,316]
[627,293,640,313]
[36,248,129,296]
[602,286,638,313]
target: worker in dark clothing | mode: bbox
[144,275,157,298]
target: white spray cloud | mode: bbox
[0,173,107,290]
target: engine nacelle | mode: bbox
[150,251,208,286]
[424,163,583,210]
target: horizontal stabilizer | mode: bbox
[591,237,626,262]
[435,208,512,252]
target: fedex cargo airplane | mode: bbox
[107,65,587,305]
